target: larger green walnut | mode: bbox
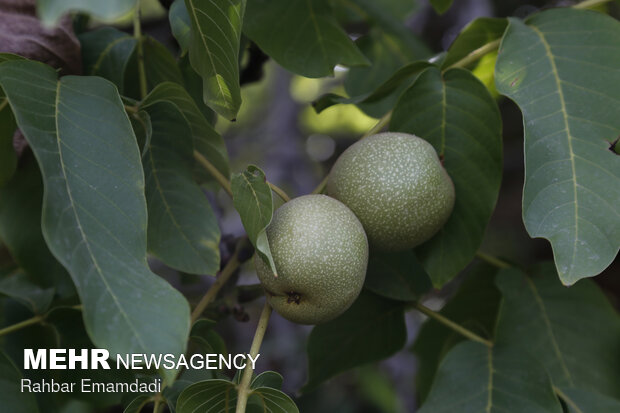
[327,132,455,251]
[255,194,368,325]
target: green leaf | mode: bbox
[176,379,298,413]
[244,0,369,78]
[164,369,217,413]
[0,60,190,359]
[184,0,245,120]
[176,379,237,412]
[128,109,152,157]
[495,265,620,399]
[231,165,277,276]
[558,388,620,413]
[429,0,453,15]
[0,157,74,297]
[36,0,136,26]
[251,371,283,390]
[140,82,229,187]
[0,270,55,314]
[0,351,39,413]
[312,61,432,114]
[179,55,217,125]
[0,98,17,187]
[390,67,502,287]
[494,9,620,284]
[190,319,227,356]
[143,36,184,88]
[170,0,191,54]
[412,262,501,402]
[304,290,406,391]
[418,341,562,413]
[247,387,299,413]
[123,395,152,413]
[344,29,429,117]
[79,27,137,94]
[364,250,432,301]
[140,101,220,275]
[125,37,184,99]
[0,55,20,187]
[441,17,507,69]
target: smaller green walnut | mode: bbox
[255,195,368,325]
[327,132,455,251]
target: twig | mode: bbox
[235,302,272,413]
[414,302,493,347]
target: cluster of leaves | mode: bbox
[0,0,618,412]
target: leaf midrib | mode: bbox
[54,81,147,353]
[525,276,573,385]
[530,25,579,277]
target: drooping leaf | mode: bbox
[140,101,220,275]
[0,157,74,297]
[139,82,229,187]
[179,54,217,125]
[304,290,406,391]
[0,351,40,413]
[344,29,430,117]
[0,60,190,359]
[0,270,54,314]
[184,0,245,120]
[557,388,620,413]
[418,341,562,413]
[412,262,501,402]
[364,250,432,301]
[441,17,507,69]
[244,0,369,78]
[36,0,136,26]
[79,27,137,94]
[169,0,191,54]
[494,264,620,399]
[429,0,453,15]
[313,61,432,114]
[390,67,502,287]
[494,9,620,284]
[231,165,277,276]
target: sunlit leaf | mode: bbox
[185,0,245,120]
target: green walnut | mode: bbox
[255,194,368,325]
[327,132,455,251]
